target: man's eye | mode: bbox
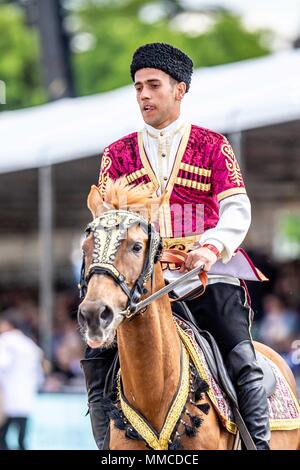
[132,243,142,253]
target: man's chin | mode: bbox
[143,114,158,127]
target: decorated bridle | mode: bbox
[78,209,163,318]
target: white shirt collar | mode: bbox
[144,116,184,138]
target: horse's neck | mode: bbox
[117,263,181,432]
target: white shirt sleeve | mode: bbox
[199,194,251,263]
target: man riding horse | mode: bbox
[80,43,270,450]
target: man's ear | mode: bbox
[87,185,104,219]
[176,82,186,101]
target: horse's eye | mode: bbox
[132,243,143,253]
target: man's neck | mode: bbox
[145,115,182,135]
[147,112,180,130]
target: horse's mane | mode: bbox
[104,177,161,219]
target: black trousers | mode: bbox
[0,416,28,450]
[185,282,252,360]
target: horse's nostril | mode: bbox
[100,306,114,327]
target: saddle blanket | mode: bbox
[175,317,300,434]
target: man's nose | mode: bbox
[140,88,151,100]
[78,300,114,329]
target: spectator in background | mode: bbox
[244,248,278,321]
[258,294,299,357]
[274,261,300,312]
[0,310,44,450]
[52,292,84,380]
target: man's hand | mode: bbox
[179,246,218,273]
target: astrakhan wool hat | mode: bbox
[130,43,193,92]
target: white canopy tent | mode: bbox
[0,48,300,174]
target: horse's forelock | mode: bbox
[104,178,160,219]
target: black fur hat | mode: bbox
[130,43,193,92]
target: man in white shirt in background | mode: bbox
[0,311,44,450]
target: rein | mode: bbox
[121,263,207,318]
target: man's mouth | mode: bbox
[143,105,155,113]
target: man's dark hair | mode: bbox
[0,309,23,330]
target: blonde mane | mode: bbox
[104,177,161,220]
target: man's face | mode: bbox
[134,68,184,129]
[0,320,12,334]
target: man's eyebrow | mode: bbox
[134,79,161,87]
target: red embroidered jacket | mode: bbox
[97,124,246,249]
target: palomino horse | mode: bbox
[78,178,300,450]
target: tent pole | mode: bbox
[38,165,54,361]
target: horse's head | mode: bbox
[78,178,162,348]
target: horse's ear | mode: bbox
[87,185,104,218]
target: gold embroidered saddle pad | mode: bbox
[175,317,300,434]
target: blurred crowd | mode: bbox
[0,253,299,394]
[246,251,300,390]
[0,287,85,394]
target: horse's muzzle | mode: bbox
[78,300,114,332]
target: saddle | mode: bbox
[171,299,276,402]
[171,298,276,450]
